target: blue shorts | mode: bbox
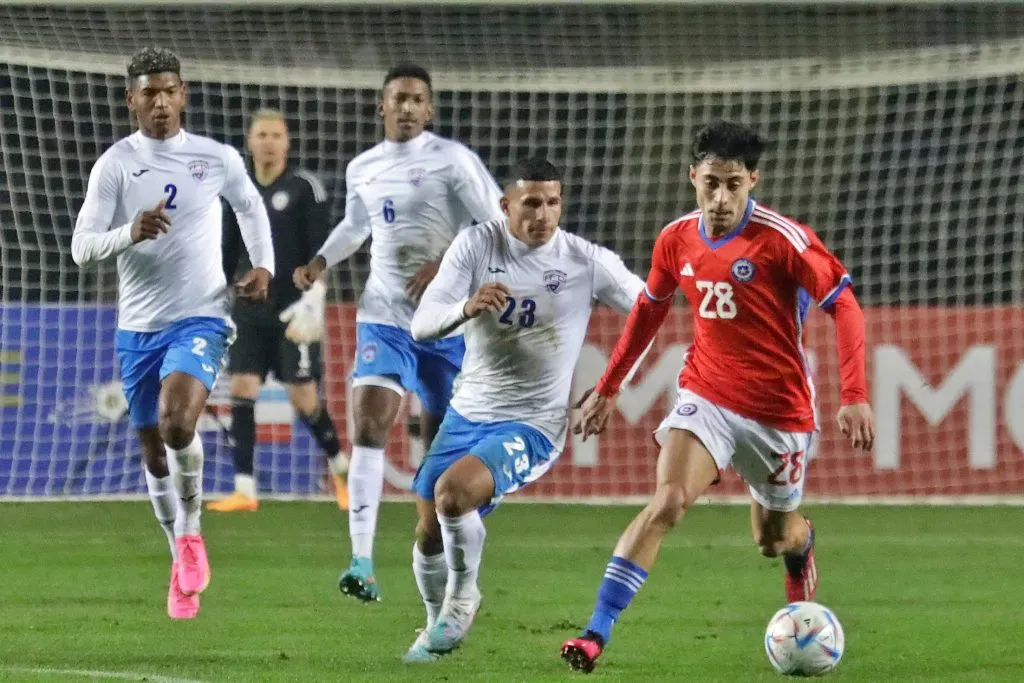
[352,322,465,416]
[412,409,558,515]
[115,316,233,428]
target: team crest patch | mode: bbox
[360,342,377,364]
[408,167,426,187]
[730,258,756,283]
[271,190,290,211]
[188,160,210,181]
[543,269,567,293]
[676,403,698,416]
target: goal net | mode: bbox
[1,1,1022,501]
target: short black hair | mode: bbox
[127,47,181,81]
[691,121,766,171]
[506,157,562,189]
[383,64,432,91]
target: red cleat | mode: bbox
[784,520,817,602]
[561,633,604,674]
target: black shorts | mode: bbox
[228,304,321,384]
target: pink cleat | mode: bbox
[175,534,210,596]
[167,562,199,620]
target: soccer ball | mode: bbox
[764,601,845,676]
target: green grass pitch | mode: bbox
[1,502,1023,682]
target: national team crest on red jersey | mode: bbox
[188,160,210,181]
[730,258,756,283]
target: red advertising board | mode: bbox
[321,305,1024,500]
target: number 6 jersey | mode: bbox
[597,198,866,434]
[317,131,504,332]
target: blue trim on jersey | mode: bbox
[351,323,464,416]
[698,198,756,250]
[115,316,232,428]
[819,275,853,312]
[797,288,812,323]
[412,408,555,515]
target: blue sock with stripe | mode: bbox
[584,556,648,645]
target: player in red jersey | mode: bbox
[560,121,875,673]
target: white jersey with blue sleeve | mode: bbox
[410,218,645,448]
[72,129,275,332]
[317,131,503,331]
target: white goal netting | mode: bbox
[1,2,1022,500]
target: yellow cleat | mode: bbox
[206,492,259,512]
[331,473,349,511]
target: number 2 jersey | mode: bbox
[71,129,275,332]
[317,131,504,332]
[596,199,868,433]
[410,218,646,448]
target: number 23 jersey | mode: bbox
[648,199,852,433]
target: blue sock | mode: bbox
[584,556,648,645]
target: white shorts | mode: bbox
[655,389,815,512]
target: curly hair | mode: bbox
[126,47,181,80]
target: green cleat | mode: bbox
[338,557,381,602]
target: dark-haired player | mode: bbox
[560,121,875,672]
[210,109,349,513]
[401,158,646,660]
[293,64,503,602]
[71,48,274,620]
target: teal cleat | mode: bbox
[421,587,481,654]
[338,557,381,602]
[402,631,439,663]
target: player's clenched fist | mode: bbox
[574,389,617,441]
[463,282,512,318]
[130,199,170,242]
[235,267,272,301]
[836,402,875,452]
[293,255,327,291]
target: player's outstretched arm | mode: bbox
[297,166,371,291]
[577,236,679,439]
[409,231,487,341]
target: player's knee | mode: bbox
[433,480,472,518]
[647,484,695,530]
[158,405,195,450]
[351,413,391,448]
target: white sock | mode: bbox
[348,445,384,560]
[145,467,177,561]
[438,511,486,601]
[234,473,256,499]
[167,434,204,537]
[413,543,447,627]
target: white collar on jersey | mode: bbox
[381,130,434,155]
[502,218,561,258]
[132,129,187,151]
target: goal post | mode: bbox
[1,1,1022,500]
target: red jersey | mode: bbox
[596,199,867,433]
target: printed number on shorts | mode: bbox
[767,450,805,486]
[503,436,530,475]
[696,280,737,319]
[191,337,207,357]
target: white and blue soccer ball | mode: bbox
[764,601,845,676]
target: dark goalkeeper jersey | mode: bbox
[222,165,330,315]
